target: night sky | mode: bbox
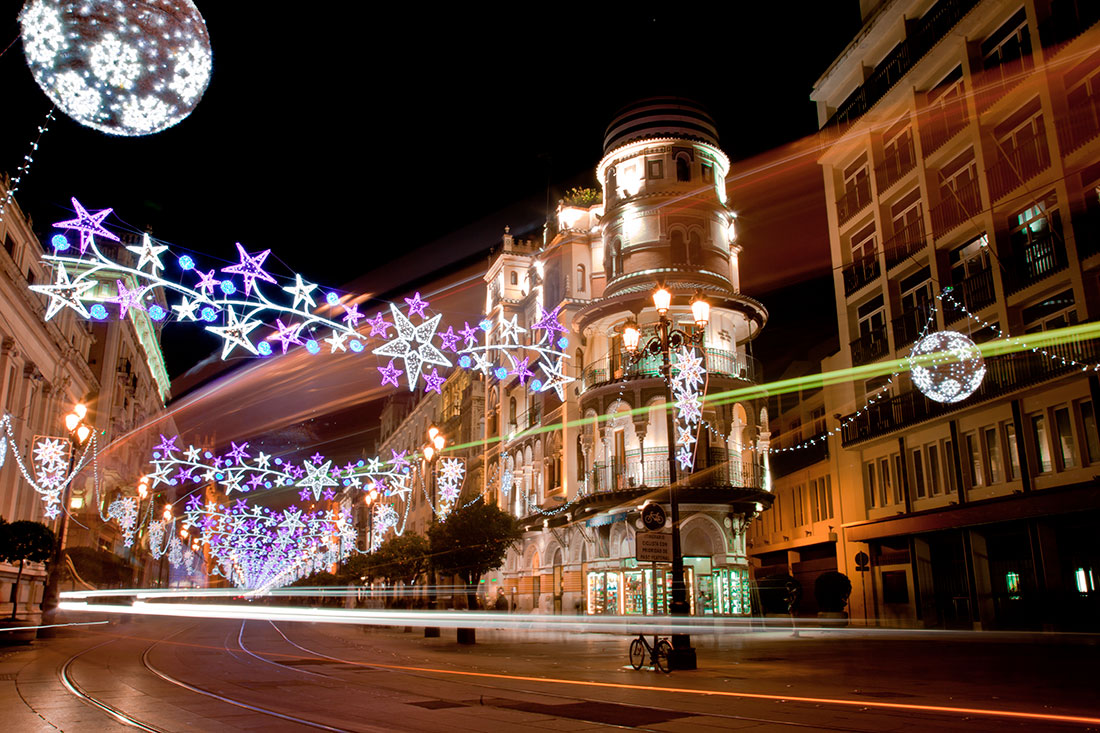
[0,3,862,383]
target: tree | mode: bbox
[65,546,132,587]
[368,533,429,607]
[428,502,521,610]
[0,521,56,620]
[814,571,853,614]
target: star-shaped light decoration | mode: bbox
[499,314,526,345]
[297,459,339,500]
[531,304,568,340]
[195,268,220,296]
[439,326,460,352]
[423,368,446,394]
[156,435,180,455]
[184,445,201,462]
[53,197,119,255]
[372,303,451,391]
[367,312,391,338]
[282,273,317,309]
[29,262,96,321]
[471,351,493,375]
[111,279,147,319]
[459,322,479,348]
[221,243,278,297]
[511,356,534,385]
[207,306,262,358]
[404,291,429,318]
[322,488,336,501]
[254,452,271,469]
[325,329,349,353]
[172,296,202,321]
[378,359,403,388]
[342,303,364,328]
[274,318,304,354]
[226,441,250,465]
[126,232,169,273]
[538,357,576,400]
[390,449,410,472]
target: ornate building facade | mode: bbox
[484,99,773,615]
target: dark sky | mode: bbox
[0,3,862,381]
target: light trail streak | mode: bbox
[0,619,108,632]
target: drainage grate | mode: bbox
[493,701,688,727]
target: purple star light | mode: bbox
[423,368,446,394]
[310,452,324,465]
[111,279,147,319]
[52,198,119,255]
[342,303,364,327]
[532,304,568,338]
[226,441,250,465]
[378,359,403,388]
[274,318,304,354]
[512,357,534,385]
[221,243,278,296]
[367,312,391,338]
[404,292,429,318]
[439,326,460,352]
[194,268,220,296]
[459,321,479,348]
[155,434,179,454]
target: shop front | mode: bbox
[586,558,750,615]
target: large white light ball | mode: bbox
[19,0,212,136]
[909,330,986,404]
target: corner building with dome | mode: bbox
[481,99,774,615]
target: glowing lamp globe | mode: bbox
[19,0,212,136]
[908,331,986,404]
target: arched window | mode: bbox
[687,231,703,264]
[575,348,584,376]
[676,154,691,182]
[607,238,623,279]
[576,264,586,292]
[510,271,518,285]
[509,396,517,425]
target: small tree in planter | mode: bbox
[814,571,853,619]
[0,520,57,620]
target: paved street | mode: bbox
[0,616,1096,731]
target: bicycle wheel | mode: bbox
[629,638,645,670]
[655,639,673,674]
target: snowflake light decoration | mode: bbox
[19,0,213,136]
[107,496,138,547]
[909,330,986,404]
[670,345,707,472]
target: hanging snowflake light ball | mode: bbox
[19,0,213,136]
[908,330,986,404]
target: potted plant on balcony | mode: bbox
[0,520,56,643]
[814,570,852,625]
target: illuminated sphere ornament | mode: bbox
[908,330,986,404]
[19,0,212,136]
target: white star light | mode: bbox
[206,306,262,358]
[499,314,526,345]
[471,351,494,375]
[172,296,202,321]
[325,329,349,353]
[126,232,168,273]
[372,303,451,391]
[538,357,576,400]
[184,445,201,462]
[297,459,339,500]
[29,262,96,321]
[282,274,318,310]
[254,452,271,469]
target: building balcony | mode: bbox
[930,179,982,239]
[842,255,880,296]
[588,453,766,493]
[770,439,828,478]
[875,140,917,193]
[892,302,933,350]
[987,132,1052,202]
[1008,232,1068,294]
[1072,208,1100,259]
[920,96,970,156]
[944,267,996,322]
[578,348,759,395]
[850,324,889,367]
[836,179,873,227]
[841,337,1100,446]
[1039,0,1100,52]
[884,219,927,270]
[1056,100,1100,155]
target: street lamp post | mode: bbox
[623,287,709,671]
[41,402,91,626]
[422,425,446,637]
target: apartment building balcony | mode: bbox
[892,303,933,350]
[987,132,1052,202]
[1056,100,1100,155]
[920,96,970,156]
[1073,208,1100,259]
[884,219,927,270]
[944,267,996,322]
[842,255,880,296]
[836,179,873,227]
[1039,0,1100,52]
[1008,232,1068,294]
[876,139,917,193]
[850,324,889,367]
[841,337,1100,446]
[588,454,766,493]
[930,179,982,239]
[578,348,759,395]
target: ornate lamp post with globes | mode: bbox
[422,425,446,637]
[622,287,709,671]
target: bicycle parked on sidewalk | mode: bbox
[628,633,672,674]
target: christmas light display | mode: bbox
[372,302,451,391]
[107,496,138,548]
[435,457,466,518]
[0,415,97,520]
[670,345,706,471]
[456,305,575,401]
[909,330,987,403]
[19,0,213,136]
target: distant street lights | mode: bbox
[364,486,379,552]
[622,287,709,671]
[422,425,446,638]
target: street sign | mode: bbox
[636,531,673,563]
[854,551,870,572]
[641,503,667,532]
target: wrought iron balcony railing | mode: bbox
[884,219,927,270]
[850,324,890,366]
[842,255,880,296]
[930,179,982,239]
[579,348,758,394]
[836,179,873,226]
[987,132,1052,202]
